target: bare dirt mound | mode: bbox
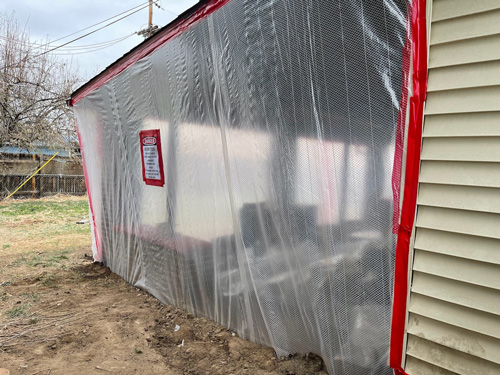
[1,252,327,375]
[0,197,327,375]
[152,305,325,375]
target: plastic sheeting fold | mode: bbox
[72,1,413,374]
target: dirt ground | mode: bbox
[0,196,327,375]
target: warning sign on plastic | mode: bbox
[139,129,165,187]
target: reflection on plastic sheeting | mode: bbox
[73,0,411,374]
[295,138,345,225]
[176,124,271,241]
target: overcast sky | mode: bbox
[0,0,198,81]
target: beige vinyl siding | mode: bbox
[421,137,500,162]
[431,8,500,44]
[418,184,500,214]
[412,250,500,290]
[427,62,500,92]
[425,87,500,114]
[419,161,500,187]
[403,1,500,373]
[432,0,500,22]
[414,228,500,265]
[408,293,500,339]
[423,113,500,137]
[429,34,500,68]
[406,335,500,375]
[411,271,499,315]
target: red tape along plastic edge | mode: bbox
[390,0,428,373]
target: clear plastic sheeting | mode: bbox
[73,0,411,373]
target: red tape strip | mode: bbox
[390,0,428,373]
[394,368,410,375]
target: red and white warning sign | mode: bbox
[139,129,165,187]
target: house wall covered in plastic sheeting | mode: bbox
[72,0,412,373]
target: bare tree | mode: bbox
[0,13,80,152]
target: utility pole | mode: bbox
[148,0,153,36]
[137,0,159,38]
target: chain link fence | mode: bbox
[0,174,86,199]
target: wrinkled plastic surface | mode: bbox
[73,1,411,373]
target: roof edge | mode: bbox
[69,0,231,107]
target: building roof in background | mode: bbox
[0,146,71,157]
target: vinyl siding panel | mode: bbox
[414,228,500,265]
[411,272,500,315]
[431,9,500,44]
[416,206,500,240]
[418,183,500,214]
[407,314,500,364]
[412,249,500,290]
[427,62,500,92]
[406,335,500,375]
[425,86,500,114]
[429,34,500,68]
[420,136,500,162]
[423,113,500,137]
[418,161,500,188]
[405,356,458,375]
[408,294,500,340]
[432,0,500,22]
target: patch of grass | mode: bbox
[135,348,143,354]
[38,273,57,287]
[10,256,28,267]
[49,253,69,262]
[29,316,40,325]
[0,199,89,218]
[5,304,30,319]
[2,244,10,250]
[44,250,72,267]
[1,295,8,301]
[28,256,43,266]
[11,249,73,268]
[0,197,91,256]
[20,292,41,302]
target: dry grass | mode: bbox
[0,195,327,375]
[0,195,91,255]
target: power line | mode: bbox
[33,4,150,58]
[47,0,181,45]
[53,35,134,52]
[0,2,150,51]
[47,1,151,45]
[0,2,150,69]
[51,34,135,52]
[156,1,178,17]
[0,0,179,70]
[52,34,135,55]
[0,33,134,52]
